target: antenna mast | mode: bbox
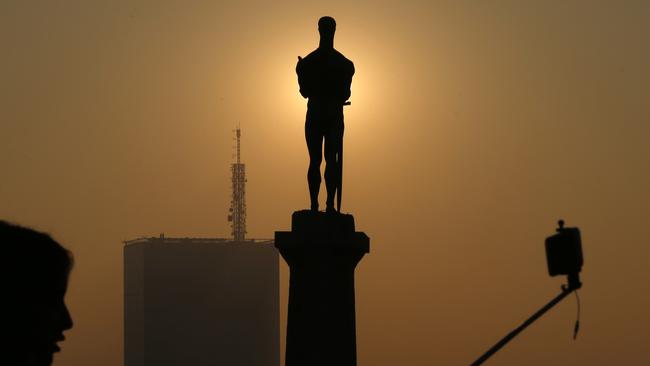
[228,127,247,241]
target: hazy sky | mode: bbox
[1,1,649,365]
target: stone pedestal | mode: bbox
[275,210,370,366]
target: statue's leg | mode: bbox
[324,118,344,212]
[305,118,323,211]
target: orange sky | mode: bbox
[1,1,649,365]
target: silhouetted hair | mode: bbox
[0,221,73,297]
[318,16,336,36]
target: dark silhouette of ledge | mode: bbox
[275,210,369,366]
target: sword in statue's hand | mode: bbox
[337,100,350,212]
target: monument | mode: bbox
[296,16,355,213]
[275,16,369,366]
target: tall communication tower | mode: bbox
[228,127,247,241]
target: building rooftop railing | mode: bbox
[123,235,273,246]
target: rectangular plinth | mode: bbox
[275,210,369,266]
[275,210,370,366]
[291,210,356,235]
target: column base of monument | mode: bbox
[275,210,370,366]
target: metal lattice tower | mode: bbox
[228,127,247,241]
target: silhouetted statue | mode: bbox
[0,221,73,366]
[297,16,355,213]
[279,16,367,366]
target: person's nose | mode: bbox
[61,303,73,331]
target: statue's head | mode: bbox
[318,16,336,39]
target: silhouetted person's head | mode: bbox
[318,16,336,49]
[0,221,73,366]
